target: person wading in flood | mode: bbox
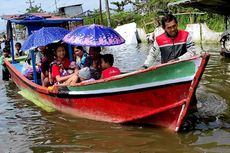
[143,14,199,68]
[143,14,199,130]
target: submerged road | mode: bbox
[0,43,229,153]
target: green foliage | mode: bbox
[15,24,25,31]
[176,15,191,30]
[171,5,225,32]
[26,5,44,13]
[83,10,107,25]
[198,13,225,32]
[111,11,142,26]
[84,0,225,33]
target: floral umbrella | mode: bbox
[21,27,69,51]
[63,24,125,47]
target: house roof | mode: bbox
[2,12,82,21]
[1,12,83,25]
[168,0,230,15]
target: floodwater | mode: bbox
[0,43,230,153]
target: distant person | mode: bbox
[15,42,24,57]
[143,14,198,68]
[0,48,11,81]
[100,54,120,79]
[2,35,10,51]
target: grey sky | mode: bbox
[0,0,124,32]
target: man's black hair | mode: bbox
[101,54,114,66]
[161,14,178,29]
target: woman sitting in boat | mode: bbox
[36,46,54,86]
[88,47,102,80]
[100,54,120,79]
[50,44,76,84]
[73,46,91,69]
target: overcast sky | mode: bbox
[0,0,124,32]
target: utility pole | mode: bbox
[105,0,111,27]
[26,0,35,8]
[54,0,58,13]
[99,0,103,25]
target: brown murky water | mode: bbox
[0,43,230,153]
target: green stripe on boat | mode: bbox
[67,60,197,94]
[18,90,56,112]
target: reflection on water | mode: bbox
[104,43,150,72]
[0,43,230,152]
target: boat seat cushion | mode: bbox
[12,63,23,72]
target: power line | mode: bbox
[54,0,58,12]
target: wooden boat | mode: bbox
[4,54,209,132]
[2,13,210,131]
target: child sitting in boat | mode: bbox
[100,54,121,79]
[63,67,94,85]
[78,67,94,83]
[15,42,24,57]
[50,44,77,84]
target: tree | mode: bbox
[26,5,44,13]
[111,0,129,12]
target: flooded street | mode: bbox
[0,43,230,153]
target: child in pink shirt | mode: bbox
[101,54,120,79]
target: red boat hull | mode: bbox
[5,54,209,131]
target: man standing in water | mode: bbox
[143,14,198,68]
[143,14,199,130]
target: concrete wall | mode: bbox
[115,23,138,44]
[146,23,223,43]
[115,22,222,44]
[185,23,223,43]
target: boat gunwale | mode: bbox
[4,55,202,96]
[58,55,200,87]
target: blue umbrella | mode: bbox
[22,27,69,51]
[63,24,125,47]
[21,33,35,51]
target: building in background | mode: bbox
[58,4,84,18]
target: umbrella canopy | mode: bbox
[22,27,69,51]
[63,24,125,47]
